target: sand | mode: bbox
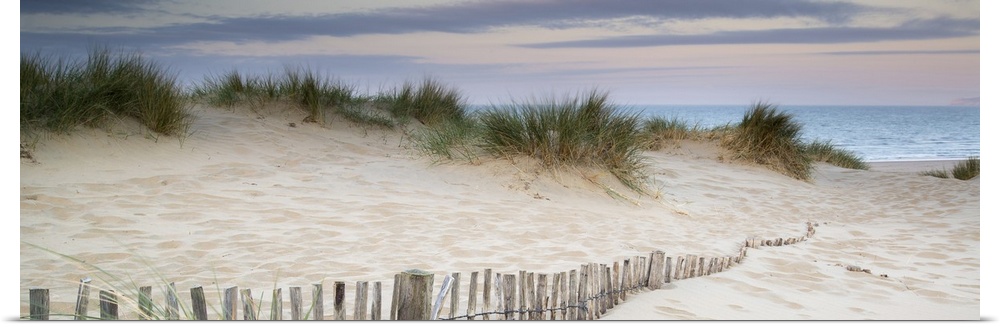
[17,104,981,320]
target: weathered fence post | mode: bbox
[550,273,561,320]
[566,270,578,320]
[620,259,630,301]
[604,266,614,312]
[372,281,382,320]
[502,274,516,320]
[559,271,568,320]
[390,274,401,320]
[449,272,461,319]
[535,273,547,320]
[432,274,454,319]
[354,281,368,320]
[191,286,208,320]
[665,257,673,284]
[648,251,666,289]
[518,270,527,320]
[99,290,118,320]
[165,282,179,320]
[289,286,302,320]
[525,272,536,320]
[29,288,49,320]
[333,282,347,320]
[271,288,283,320]
[578,264,589,320]
[223,286,238,320]
[75,278,92,320]
[482,269,492,320]
[396,269,434,320]
[241,288,257,320]
[311,283,324,320]
[139,286,153,320]
[467,271,479,320]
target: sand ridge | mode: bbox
[19,104,979,320]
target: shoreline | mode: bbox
[865,159,967,173]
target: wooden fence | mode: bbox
[24,223,817,320]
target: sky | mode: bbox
[18,0,981,106]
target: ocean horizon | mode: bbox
[470,104,980,162]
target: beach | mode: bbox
[18,104,980,320]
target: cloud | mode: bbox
[521,18,979,48]
[20,0,155,14]
[22,0,868,41]
[819,49,979,56]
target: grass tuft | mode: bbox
[193,66,356,126]
[950,157,980,180]
[802,140,870,170]
[387,78,467,126]
[918,168,950,179]
[20,47,190,136]
[478,90,648,191]
[721,102,813,180]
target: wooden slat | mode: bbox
[355,281,368,320]
[525,273,536,320]
[138,286,153,320]
[191,286,208,320]
[165,282,179,320]
[665,257,673,284]
[535,273,547,321]
[223,286,238,320]
[29,288,49,320]
[396,269,434,320]
[371,281,382,320]
[502,274,516,320]
[431,274,454,319]
[289,286,302,320]
[550,273,561,320]
[241,288,257,320]
[74,278,91,320]
[578,264,589,320]
[449,273,460,319]
[271,288,283,320]
[621,259,631,301]
[604,266,614,311]
[518,270,527,320]
[467,272,478,320]
[99,290,117,320]
[559,271,568,320]
[334,281,346,320]
[567,269,578,321]
[482,269,492,321]
[311,283,324,320]
[390,274,400,320]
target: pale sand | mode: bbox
[18,104,980,320]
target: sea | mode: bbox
[626,105,979,162]
[472,104,980,162]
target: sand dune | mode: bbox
[19,104,979,320]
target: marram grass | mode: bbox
[802,140,870,170]
[478,90,649,192]
[950,157,979,180]
[721,102,813,180]
[20,48,190,136]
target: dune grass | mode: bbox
[802,140,870,170]
[917,157,979,180]
[721,102,813,180]
[478,90,649,191]
[386,78,467,126]
[193,67,357,125]
[950,157,979,180]
[20,48,190,137]
[918,168,951,179]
